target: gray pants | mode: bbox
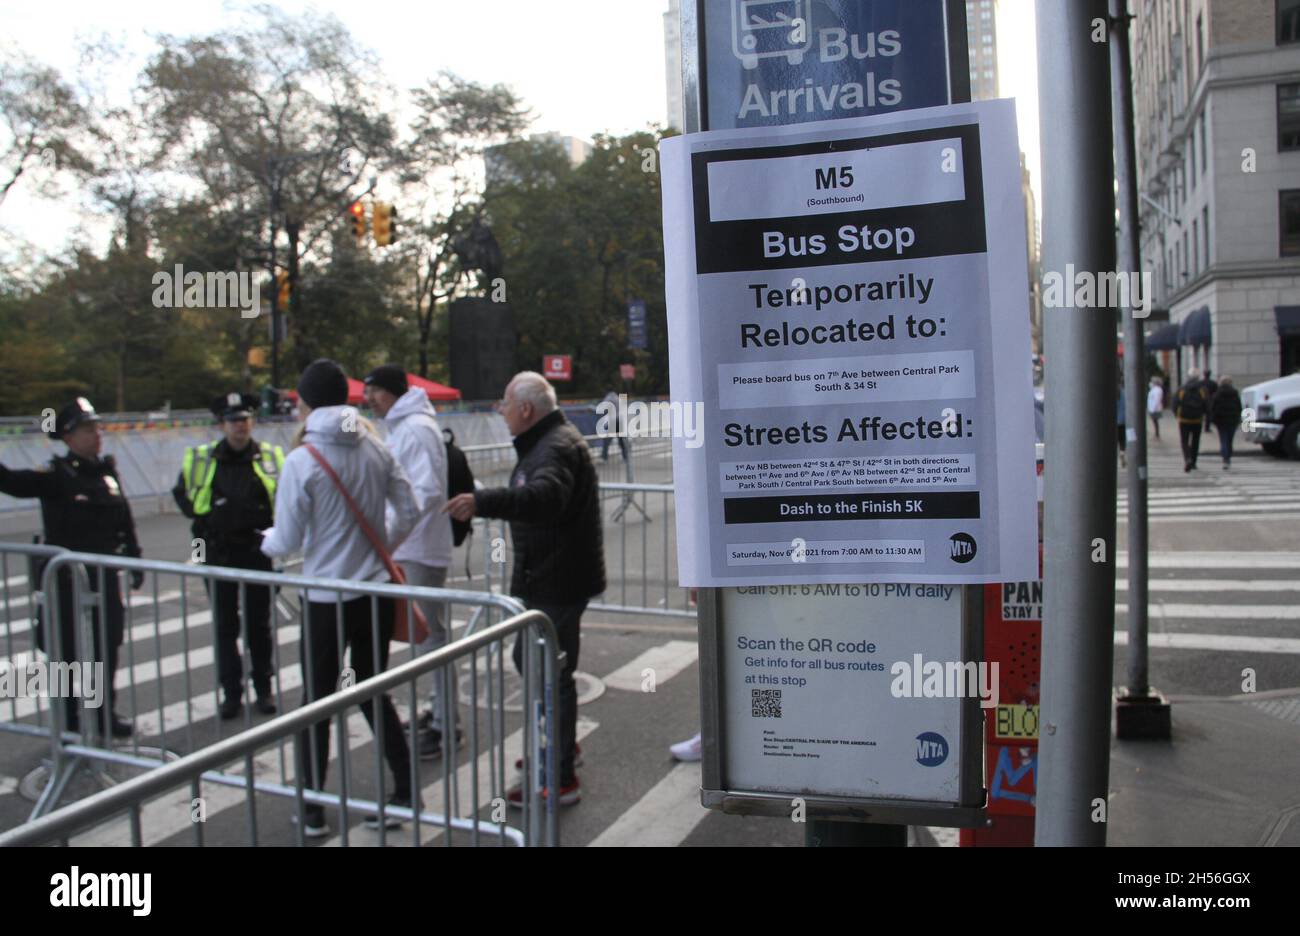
[401,562,457,731]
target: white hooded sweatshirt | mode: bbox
[384,386,452,568]
[261,405,419,601]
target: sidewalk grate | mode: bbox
[1248,697,1300,726]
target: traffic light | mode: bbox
[373,202,391,246]
[276,271,290,307]
[349,201,367,241]
[388,205,398,244]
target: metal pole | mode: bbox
[1111,0,1171,739]
[1035,0,1117,847]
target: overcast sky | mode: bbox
[0,0,1041,261]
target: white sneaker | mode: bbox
[670,732,702,762]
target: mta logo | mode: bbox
[915,732,949,767]
[949,533,977,563]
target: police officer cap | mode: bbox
[49,397,99,440]
[211,392,258,421]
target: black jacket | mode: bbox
[475,410,606,605]
[172,439,274,559]
[1209,386,1242,428]
[0,453,141,557]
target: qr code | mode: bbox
[751,688,782,718]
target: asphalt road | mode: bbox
[0,429,1295,846]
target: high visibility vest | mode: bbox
[182,441,284,516]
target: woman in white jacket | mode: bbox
[261,359,421,837]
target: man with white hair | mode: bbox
[446,371,606,805]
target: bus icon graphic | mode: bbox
[732,0,812,69]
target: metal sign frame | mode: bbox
[682,0,986,825]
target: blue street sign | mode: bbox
[627,298,648,350]
[703,0,962,130]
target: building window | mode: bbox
[1281,0,1300,44]
[1280,84,1300,151]
[1199,113,1207,173]
[1190,133,1196,188]
[1196,13,1204,72]
[1283,190,1300,255]
[1202,205,1210,267]
[1192,217,1199,275]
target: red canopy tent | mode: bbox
[283,377,368,405]
[406,373,461,401]
[284,374,460,405]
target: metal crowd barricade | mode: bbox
[0,542,71,743]
[468,481,695,621]
[0,550,560,846]
[0,606,559,847]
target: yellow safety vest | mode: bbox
[182,441,284,516]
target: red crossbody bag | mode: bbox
[303,443,430,644]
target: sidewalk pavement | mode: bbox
[1107,688,1300,846]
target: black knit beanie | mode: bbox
[364,364,408,399]
[297,358,349,408]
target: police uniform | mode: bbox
[173,393,284,717]
[0,398,139,736]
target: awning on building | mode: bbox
[1177,306,1211,347]
[1276,306,1300,337]
[1146,322,1180,350]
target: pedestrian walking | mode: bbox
[1117,382,1128,469]
[0,398,141,737]
[363,365,459,760]
[174,392,284,720]
[1175,369,1210,472]
[1202,370,1219,434]
[1210,376,1243,469]
[260,359,421,838]
[1147,377,1164,440]
[598,388,629,463]
[445,371,606,806]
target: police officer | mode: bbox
[0,398,141,737]
[173,393,284,719]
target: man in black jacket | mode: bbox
[173,393,284,719]
[0,398,141,737]
[446,371,605,805]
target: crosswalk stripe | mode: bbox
[70,704,413,846]
[329,716,603,848]
[588,762,706,847]
[1117,552,1300,569]
[1123,503,1299,516]
[1116,579,1300,593]
[1115,603,1300,621]
[1,589,187,631]
[1125,513,1300,523]
[603,641,699,692]
[1113,631,1300,654]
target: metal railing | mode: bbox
[0,606,559,847]
[0,547,561,845]
[468,480,695,620]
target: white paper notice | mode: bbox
[662,101,1037,585]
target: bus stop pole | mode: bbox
[1110,0,1171,740]
[1034,0,1118,846]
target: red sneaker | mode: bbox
[506,777,581,808]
